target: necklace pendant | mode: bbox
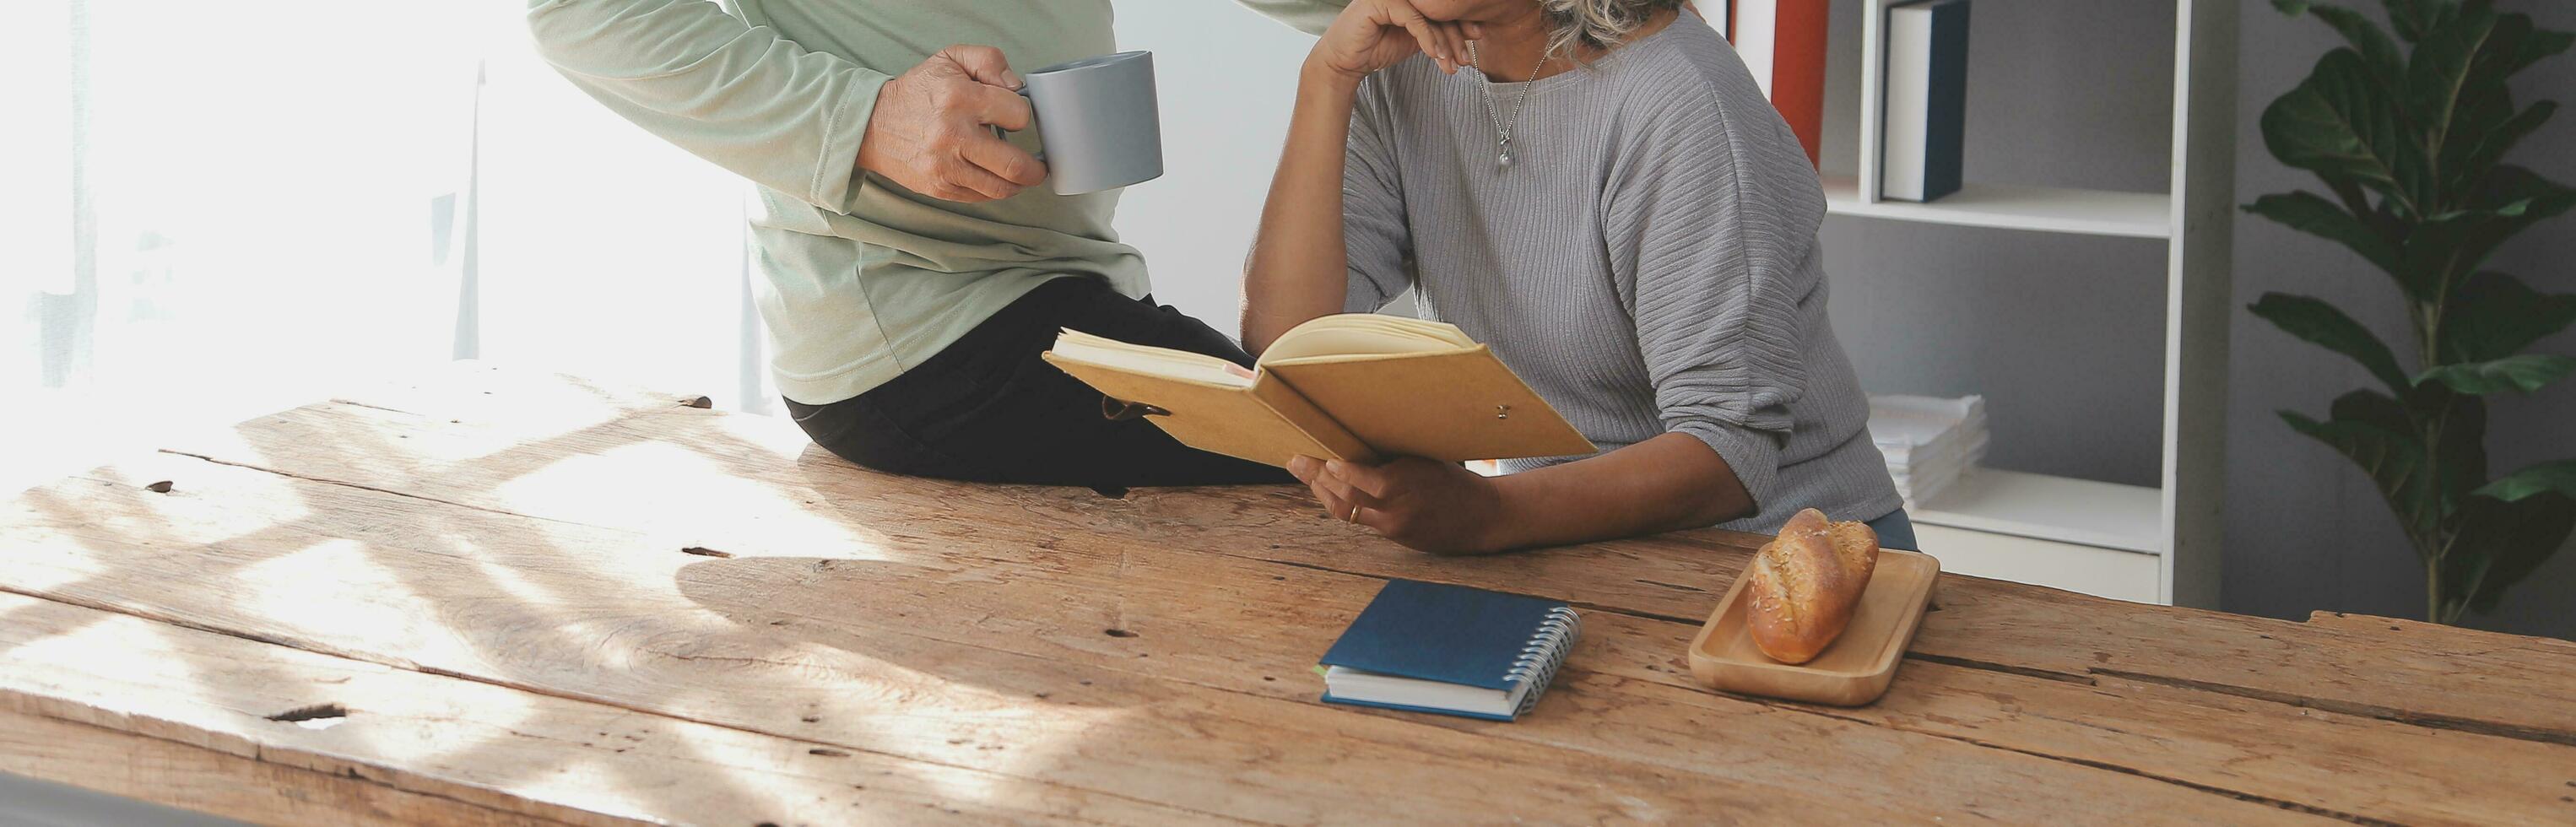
[1496,138,1514,168]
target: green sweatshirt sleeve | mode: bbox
[524,0,886,214]
[1231,0,1351,36]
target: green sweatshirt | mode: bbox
[526,0,1344,404]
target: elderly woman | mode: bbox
[1242,0,1907,554]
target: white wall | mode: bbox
[1109,1,1323,328]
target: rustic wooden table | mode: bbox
[3,364,2571,825]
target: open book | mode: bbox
[1041,314,1595,468]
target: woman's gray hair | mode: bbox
[1538,0,1686,57]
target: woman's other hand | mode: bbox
[1287,455,1513,555]
[1312,0,1480,80]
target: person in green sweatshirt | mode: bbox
[525,1,1358,488]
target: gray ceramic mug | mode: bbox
[998,51,1164,196]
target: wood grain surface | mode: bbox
[3,362,2570,825]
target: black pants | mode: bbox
[785,277,1293,490]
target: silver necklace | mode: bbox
[1464,40,1551,168]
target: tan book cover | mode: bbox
[1041,315,1596,468]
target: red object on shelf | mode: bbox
[1724,0,1828,167]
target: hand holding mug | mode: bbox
[858,45,1048,203]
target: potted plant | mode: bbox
[2248,0,2575,624]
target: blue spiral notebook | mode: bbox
[1317,580,1583,722]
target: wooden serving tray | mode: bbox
[1686,549,1940,706]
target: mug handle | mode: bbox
[988,87,1043,162]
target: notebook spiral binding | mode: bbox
[1502,606,1583,715]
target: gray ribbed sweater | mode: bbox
[1335,15,1902,532]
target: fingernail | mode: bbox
[1325,461,1347,474]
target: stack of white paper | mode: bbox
[1867,394,1988,507]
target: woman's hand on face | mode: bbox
[1312,0,1482,82]
[1287,455,1513,555]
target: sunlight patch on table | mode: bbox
[235,539,441,651]
[495,442,893,560]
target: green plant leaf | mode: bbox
[2439,95,2543,194]
[2277,1,2406,78]
[2416,354,2576,394]
[2503,24,2573,74]
[2243,192,2405,278]
[2249,293,2413,392]
[2369,0,2452,43]
[2402,167,2576,296]
[2328,387,2413,433]
[2474,460,2576,502]
[2406,5,2499,194]
[2283,409,2440,541]
[2372,386,2488,512]
[2263,49,2421,213]
[2476,165,2576,220]
[2379,0,2459,44]
[2487,8,2574,77]
[2452,491,2576,614]
[2439,272,2576,363]
[2434,392,2488,513]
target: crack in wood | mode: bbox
[1560,600,1702,626]
[325,399,422,417]
[6,583,1251,824]
[265,703,347,723]
[1745,697,2403,826]
[152,451,605,533]
[1902,651,2099,686]
[0,583,425,674]
[14,709,594,825]
[1247,556,1709,626]
[2093,668,2576,748]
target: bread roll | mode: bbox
[1743,508,1881,664]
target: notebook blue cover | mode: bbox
[1317,580,1582,719]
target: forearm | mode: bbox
[1242,58,1366,354]
[1486,433,1753,549]
[526,0,886,211]
[1228,0,1355,35]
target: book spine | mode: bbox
[1881,1,1968,202]
[1772,0,1829,168]
[1724,1,1828,168]
[1922,0,1969,200]
[1506,607,1583,717]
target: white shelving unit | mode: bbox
[1838,0,2236,607]
[1819,176,2172,239]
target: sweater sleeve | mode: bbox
[1339,76,1415,313]
[1600,83,1826,510]
[1229,0,1353,35]
[524,0,886,214]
